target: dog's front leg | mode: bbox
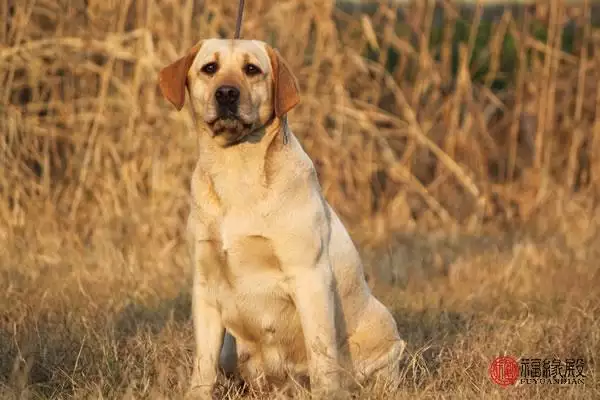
[187,242,225,400]
[283,229,343,397]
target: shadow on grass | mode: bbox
[0,289,195,398]
[114,289,192,337]
[392,307,472,386]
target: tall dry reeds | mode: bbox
[1,0,599,247]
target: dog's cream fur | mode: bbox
[158,39,405,398]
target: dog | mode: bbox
[158,39,406,398]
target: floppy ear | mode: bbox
[158,42,202,111]
[266,46,300,118]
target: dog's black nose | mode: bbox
[215,85,240,106]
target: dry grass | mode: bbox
[0,0,599,399]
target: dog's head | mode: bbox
[158,39,300,146]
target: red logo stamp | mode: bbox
[489,356,519,387]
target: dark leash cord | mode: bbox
[234,0,245,39]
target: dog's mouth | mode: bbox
[209,115,253,136]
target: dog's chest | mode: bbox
[209,232,299,343]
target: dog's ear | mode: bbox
[158,42,202,111]
[266,46,300,118]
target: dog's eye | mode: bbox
[244,63,262,76]
[201,62,219,75]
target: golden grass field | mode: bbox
[1,0,599,398]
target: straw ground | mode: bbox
[1,0,599,398]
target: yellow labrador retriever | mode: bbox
[158,39,405,398]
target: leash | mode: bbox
[234,0,245,39]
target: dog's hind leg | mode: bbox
[361,338,405,387]
[348,299,406,387]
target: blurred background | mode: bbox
[0,0,599,398]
